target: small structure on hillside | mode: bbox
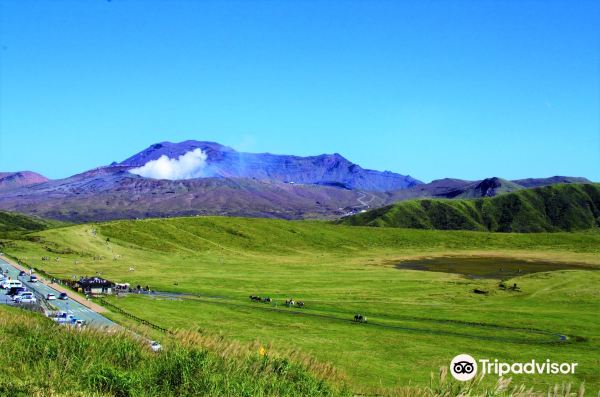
[76,277,114,295]
[114,283,130,292]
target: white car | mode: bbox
[1,280,22,289]
[52,313,76,324]
[73,319,86,327]
[46,293,56,300]
[150,341,162,352]
[15,294,36,304]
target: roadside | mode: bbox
[0,253,108,313]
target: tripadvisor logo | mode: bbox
[450,354,478,381]
[449,354,578,381]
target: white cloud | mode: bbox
[129,148,209,180]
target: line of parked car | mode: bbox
[0,270,68,304]
[1,272,38,304]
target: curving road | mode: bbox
[0,257,115,328]
[356,191,376,208]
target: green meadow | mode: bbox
[0,305,346,396]
[4,216,600,394]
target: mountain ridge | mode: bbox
[0,140,593,222]
[119,140,421,191]
[340,183,600,232]
[0,171,49,191]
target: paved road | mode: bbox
[0,258,115,328]
[356,191,375,208]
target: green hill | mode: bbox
[340,183,600,232]
[0,210,64,238]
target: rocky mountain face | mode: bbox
[0,140,592,222]
[0,172,48,192]
[0,167,377,222]
[0,140,411,222]
[120,141,422,191]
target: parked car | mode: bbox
[18,271,26,277]
[18,296,37,304]
[150,341,162,352]
[29,275,38,283]
[46,293,56,300]
[6,286,27,296]
[58,292,69,300]
[1,280,22,289]
[15,294,36,304]
[52,312,76,324]
[10,289,30,299]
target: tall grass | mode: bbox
[360,367,587,397]
[0,306,592,397]
[0,306,349,396]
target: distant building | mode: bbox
[76,277,114,295]
[114,282,130,292]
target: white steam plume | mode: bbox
[129,149,209,180]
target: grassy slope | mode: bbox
[4,217,600,394]
[0,305,346,397]
[340,183,600,232]
[0,210,63,236]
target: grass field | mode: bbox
[0,305,346,396]
[3,216,600,394]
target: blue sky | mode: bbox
[0,0,598,182]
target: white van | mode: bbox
[1,280,22,289]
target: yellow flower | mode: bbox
[258,346,266,357]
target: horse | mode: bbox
[354,314,367,323]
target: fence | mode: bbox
[96,298,171,334]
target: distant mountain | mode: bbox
[0,171,48,191]
[120,141,422,191]
[512,176,591,188]
[340,183,600,232]
[385,176,591,202]
[0,140,593,223]
[443,177,524,198]
[0,166,387,222]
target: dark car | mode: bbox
[58,292,69,300]
[29,275,38,283]
[18,271,26,277]
[7,286,27,297]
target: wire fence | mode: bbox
[96,298,171,334]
